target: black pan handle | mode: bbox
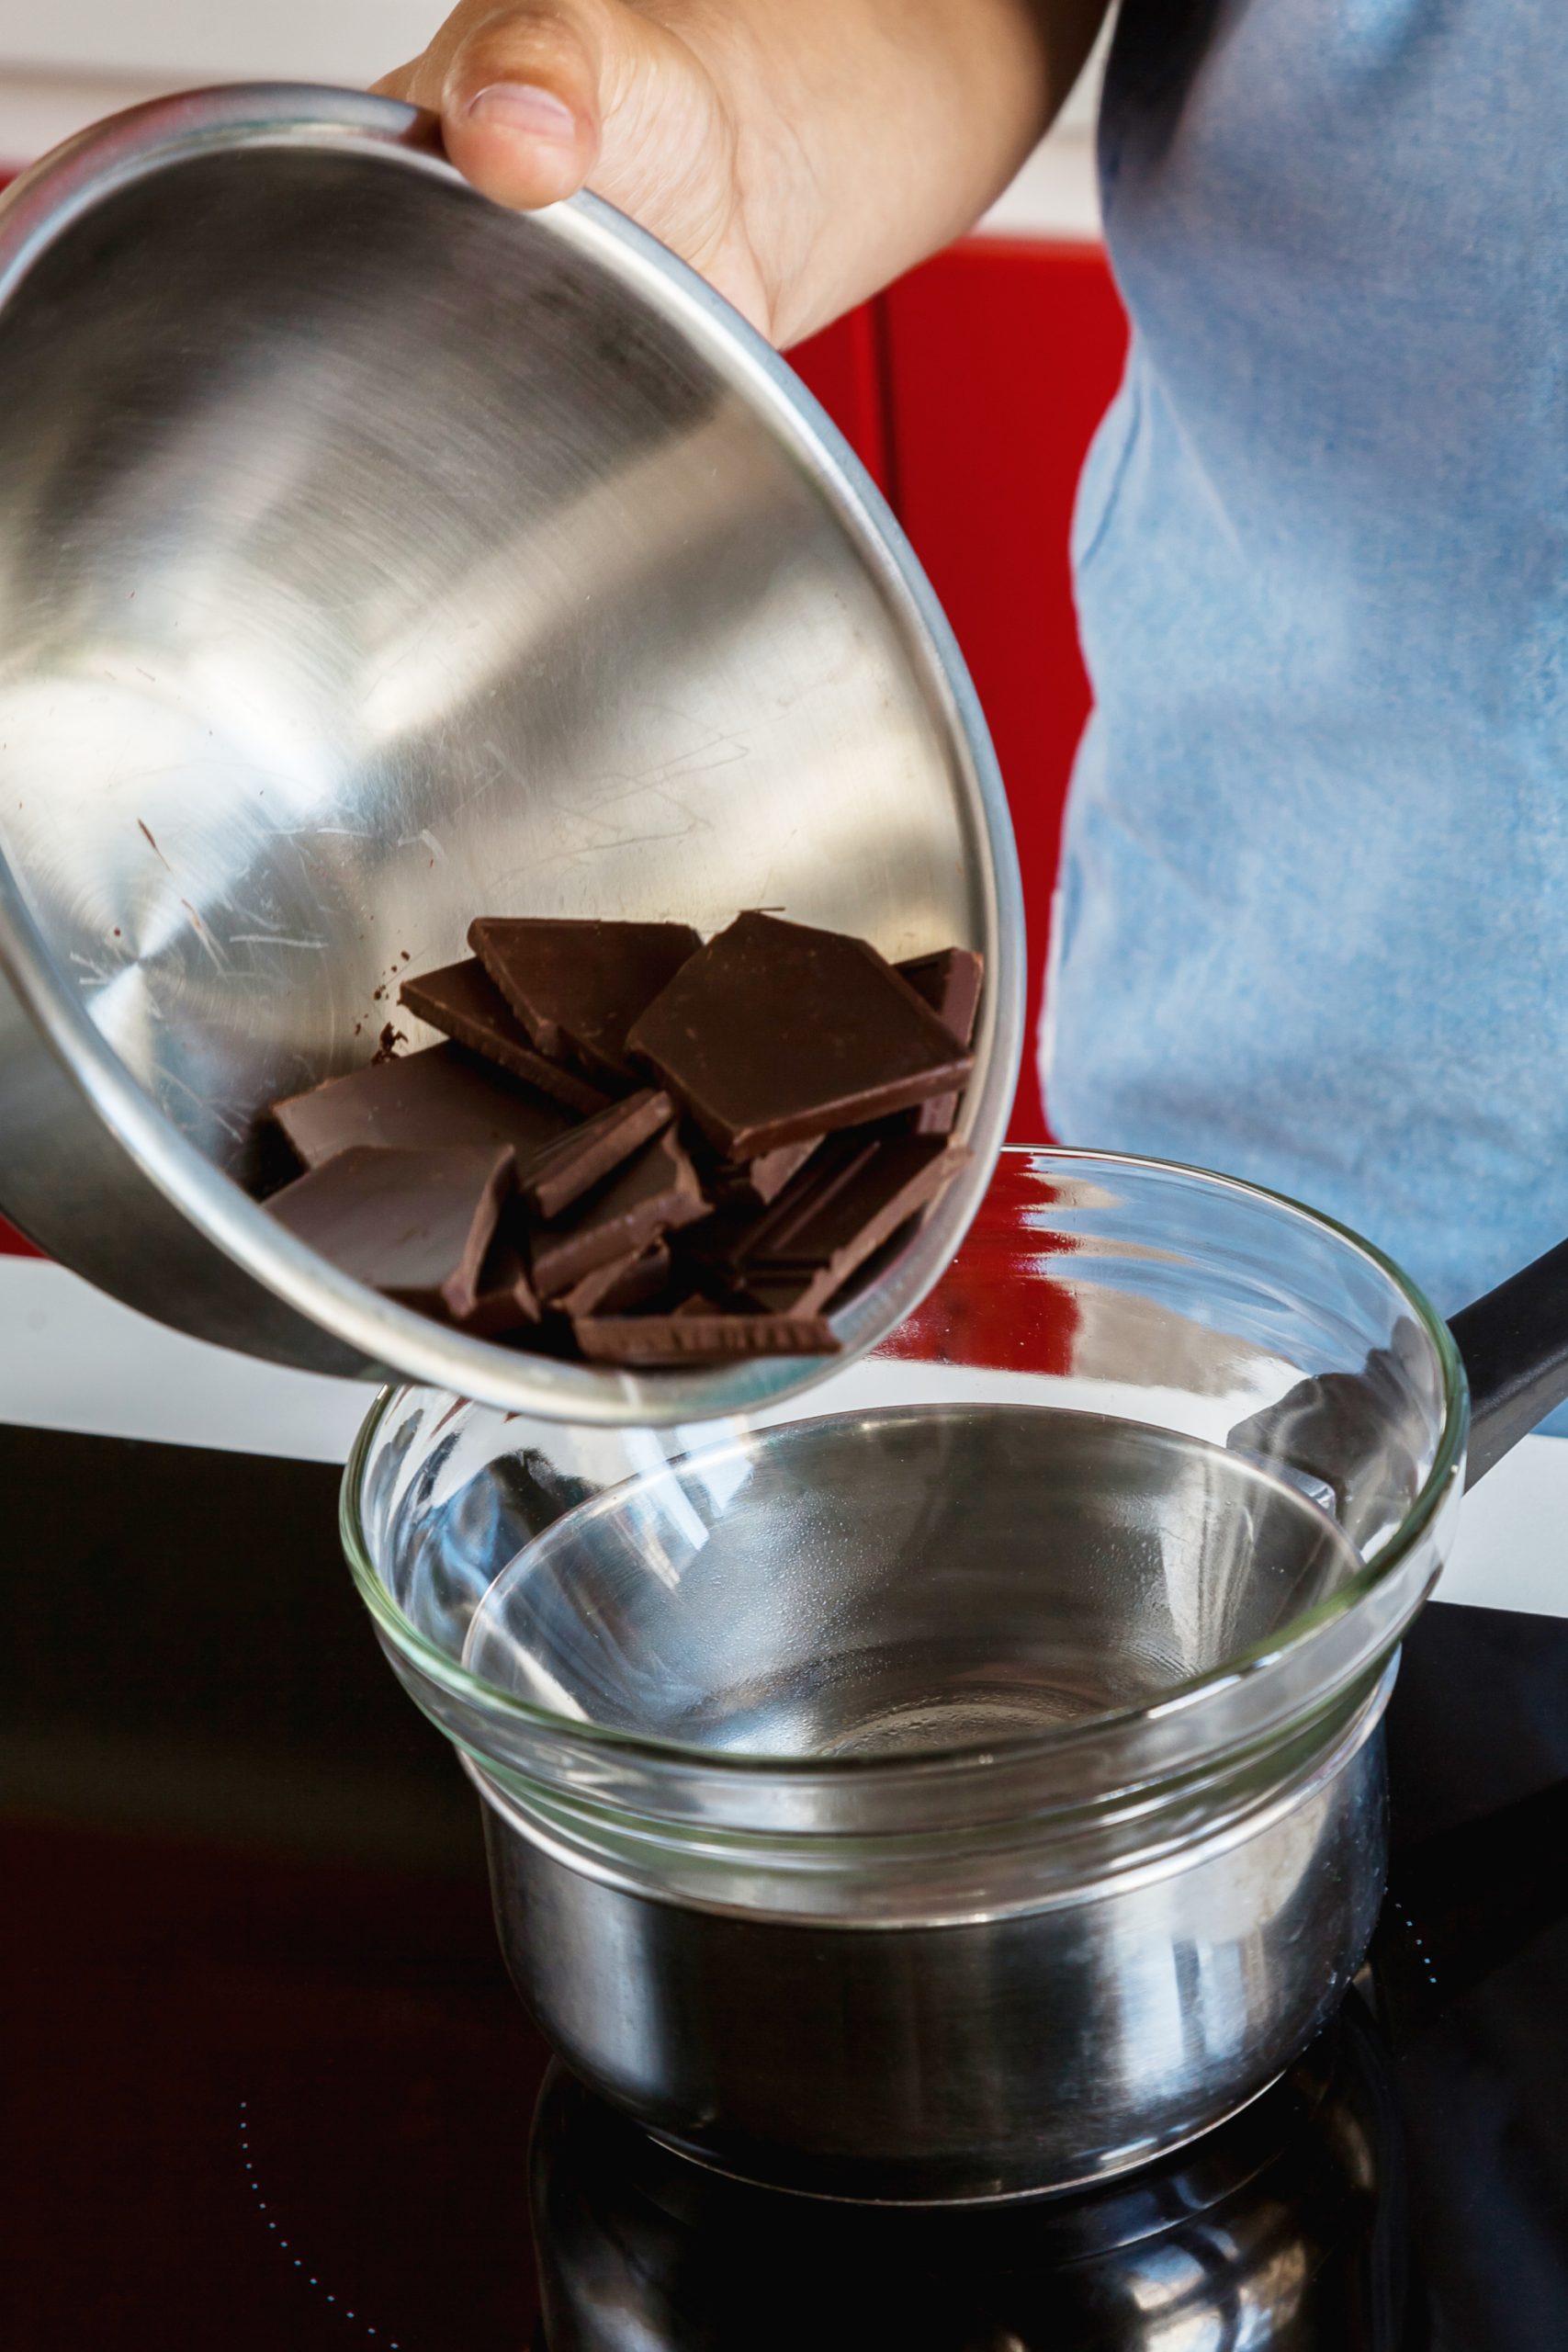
[1230,1236,1568,1507]
[1450,1238,1568,1487]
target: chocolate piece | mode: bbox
[265,1144,513,1321]
[259,909,984,1371]
[469,917,702,1083]
[531,1128,706,1300]
[896,949,982,1136]
[895,948,984,1041]
[627,913,972,1156]
[741,1137,970,1314]
[687,1132,884,1283]
[457,1225,540,1337]
[909,1096,962,1138]
[743,1133,885,1259]
[521,1089,673,1220]
[704,1136,822,1209]
[273,1042,571,1170]
[400,958,610,1116]
[556,1238,671,1318]
[573,1308,840,1364]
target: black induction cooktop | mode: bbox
[5,1425,1567,2349]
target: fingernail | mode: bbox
[465,83,577,141]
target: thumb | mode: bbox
[376,3,604,209]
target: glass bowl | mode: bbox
[340,1148,1465,2197]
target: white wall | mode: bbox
[0,0,435,85]
[0,0,1101,237]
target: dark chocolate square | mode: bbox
[468,917,702,1083]
[626,912,973,1156]
[265,1143,513,1321]
[273,1041,571,1170]
[400,958,610,1116]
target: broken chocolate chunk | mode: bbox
[469,917,702,1083]
[520,1089,673,1221]
[572,1308,840,1364]
[456,1216,541,1338]
[909,1095,962,1138]
[266,1143,513,1321]
[273,1041,572,1171]
[255,903,979,1373]
[896,948,982,1136]
[896,948,984,1042]
[530,1127,706,1300]
[627,912,973,1157]
[555,1238,672,1318]
[686,1131,884,1285]
[702,1136,822,1210]
[741,1136,971,1315]
[400,957,610,1116]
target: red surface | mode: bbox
[881,241,1129,1141]
[788,302,894,494]
[787,244,1128,1141]
[879,1158,1082,1374]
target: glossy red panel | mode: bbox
[882,240,1128,1141]
[786,303,892,493]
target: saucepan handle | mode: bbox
[1229,1236,1568,1509]
[1450,1238,1568,1487]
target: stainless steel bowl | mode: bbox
[0,84,1021,1425]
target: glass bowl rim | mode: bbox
[339,1143,1468,1779]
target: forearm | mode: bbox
[699,0,1109,339]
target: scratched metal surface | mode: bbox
[0,94,1021,1419]
[0,146,981,1182]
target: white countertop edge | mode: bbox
[0,1258,378,1465]
[0,1257,1559,1618]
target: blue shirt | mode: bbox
[1045,0,1568,1405]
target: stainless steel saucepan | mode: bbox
[344,1148,1568,2201]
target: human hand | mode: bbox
[375,1,784,338]
[378,1,1103,347]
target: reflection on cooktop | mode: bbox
[4,1430,1568,2350]
[530,1995,1406,2348]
